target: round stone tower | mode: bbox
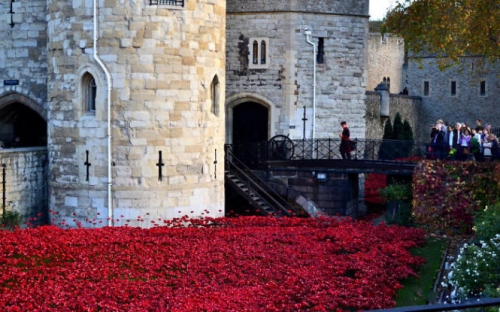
[47,0,226,227]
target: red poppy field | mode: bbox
[0,216,426,311]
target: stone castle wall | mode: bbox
[47,0,226,227]
[227,0,369,15]
[226,1,369,141]
[404,57,500,142]
[365,92,421,140]
[0,0,47,109]
[0,148,48,226]
[367,33,405,94]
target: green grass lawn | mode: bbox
[395,237,448,307]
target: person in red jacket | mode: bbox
[339,121,354,160]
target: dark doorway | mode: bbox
[233,102,268,144]
[0,103,47,148]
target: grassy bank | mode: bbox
[395,237,448,307]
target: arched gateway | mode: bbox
[0,92,47,148]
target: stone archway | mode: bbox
[225,93,274,144]
[0,92,47,148]
[232,102,269,144]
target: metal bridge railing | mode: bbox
[228,138,429,169]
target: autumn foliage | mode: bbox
[413,160,500,235]
[384,0,500,66]
[0,216,426,311]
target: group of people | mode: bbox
[429,119,499,161]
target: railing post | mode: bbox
[2,164,5,216]
[328,138,331,160]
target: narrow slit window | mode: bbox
[317,38,324,64]
[248,37,270,69]
[480,80,486,96]
[211,75,220,116]
[450,81,457,96]
[82,73,97,113]
[260,40,266,64]
[423,81,430,96]
[89,78,96,111]
[252,41,258,64]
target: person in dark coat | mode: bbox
[430,119,446,160]
[339,121,354,160]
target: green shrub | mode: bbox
[380,183,413,226]
[1,210,21,230]
[379,183,412,202]
[473,204,500,240]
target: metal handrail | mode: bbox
[229,138,430,170]
[225,146,297,216]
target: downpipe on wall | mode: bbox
[304,28,317,141]
[93,0,113,226]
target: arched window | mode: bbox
[248,37,270,69]
[210,75,220,116]
[260,40,266,64]
[82,73,97,113]
[252,41,259,64]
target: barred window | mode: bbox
[149,0,184,6]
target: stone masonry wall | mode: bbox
[0,148,48,226]
[0,0,47,108]
[367,33,405,94]
[404,57,500,142]
[365,92,421,140]
[47,0,226,227]
[226,7,368,141]
[227,0,369,16]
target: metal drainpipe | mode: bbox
[93,0,113,226]
[304,28,317,141]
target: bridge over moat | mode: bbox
[225,137,425,218]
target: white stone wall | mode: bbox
[47,0,226,227]
[226,7,368,141]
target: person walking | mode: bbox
[339,121,354,160]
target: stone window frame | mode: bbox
[479,80,487,97]
[210,75,220,116]
[248,37,270,69]
[450,80,457,97]
[76,65,105,119]
[423,80,430,97]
